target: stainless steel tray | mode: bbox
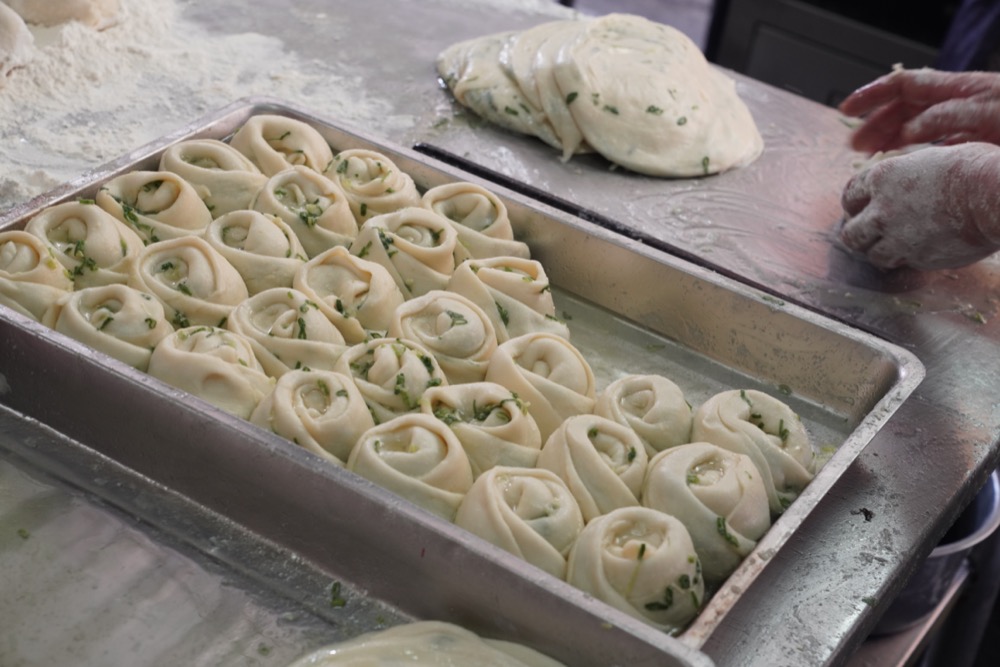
[0,98,924,664]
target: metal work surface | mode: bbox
[0,1,997,666]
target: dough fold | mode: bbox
[484,332,595,441]
[230,113,335,176]
[536,414,647,522]
[226,287,349,377]
[325,149,421,224]
[389,289,498,385]
[455,466,584,579]
[147,326,272,419]
[252,166,358,258]
[293,245,405,343]
[42,284,174,371]
[349,207,458,298]
[24,200,144,289]
[420,181,530,262]
[566,506,704,633]
[595,374,693,457]
[447,256,569,343]
[690,389,816,514]
[128,235,248,328]
[420,381,542,476]
[203,210,307,295]
[642,442,770,584]
[250,369,373,464]
[0,230,73,321]
[334,337,449,425]
[96,171,214,244]
[159,139,268,218]
[348,413,474,521]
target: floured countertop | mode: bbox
[0,0,572,211]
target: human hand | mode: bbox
[839,68,1000,153]
[839,142,1000,270]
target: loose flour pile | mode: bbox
[0,0,414,214]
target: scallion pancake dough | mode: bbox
[437,13,763,177]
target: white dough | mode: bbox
[325,149,421,224]
[0,230,72,321]
[437,14,764,177]
[595,374,693,457]
[0,2,33,86]
[286,621,566,667]
[5,0,121,30]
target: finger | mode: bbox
[840,210,883,253]
[848,99,911,153]
[838,72,905,117]
[900,99,1000,146]
[840,171,873,216]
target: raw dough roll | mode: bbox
[250,369,373,465]
[456,466,583,579]
[347,413,473,521]
[230,113,334,176]
[567,506,704,633]
[642,442,770,584]
[325,149,421,224]
[536,414,647,522]
[42,284,174,371]
[293,245,405,344]
[420,182,530,262]
[691,389,816,514]
[24,200,143,289]
[420,381,542,476]
[252,166,358,258]
[484,332,596,441]
[148,326,272,419]
[349,207,458,298]
[128,236,248,328]
[389,290,498,385]
[0,230,73,321]
[595,374,693,457]
[226,287,349,378]
[158,138,268,218]
[286,620,567,667]
[203,210,307,295]
[447,256,569,343]
[96,171,213,244]
[334,337,448,425]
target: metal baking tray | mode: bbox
[0,98,924,664]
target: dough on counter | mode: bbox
[436,14,763,177]
[5,0,120,30]
[0,2,33,86]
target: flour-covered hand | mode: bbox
[840,143,1000,270]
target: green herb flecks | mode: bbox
[716,516,740,548]
[646,105,664,115]
[446,310,468,326]
[645,587,674,612]
[329,581,347,608]
[566,91,579,105]
[676,116,688,126]
[495,301,510,326]
[701,156,710,175]
[296,316,308,340]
